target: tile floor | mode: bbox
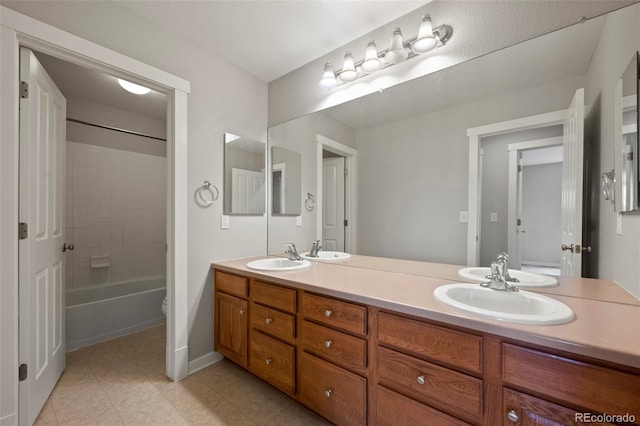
[35,325,330,425]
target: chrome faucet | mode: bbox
[481,256,519,292]
[285,243,302,261]
[308,240,322,258]
[496,252,520,283]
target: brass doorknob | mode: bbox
[62,243,74,252]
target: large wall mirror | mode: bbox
[266,3,640,298]
[223,132,266,215]
[615,52,639,213]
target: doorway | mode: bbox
[1,9,190,425]
[315,135,358,253]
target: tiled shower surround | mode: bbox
[65,142,166,289]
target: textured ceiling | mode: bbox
[114,0,427,82]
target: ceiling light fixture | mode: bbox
[319,13,452,90]
[117,78,151,95]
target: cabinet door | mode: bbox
[503,388,611,426]
[215,291,248,367]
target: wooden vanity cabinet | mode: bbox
[214,271,249,367]
[213,268,640,426]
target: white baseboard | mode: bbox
[66,318,166,351]
[0,413,17,426]
[188,351,223,375]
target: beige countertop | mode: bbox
[212,255,640,369]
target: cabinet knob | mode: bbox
[324,309,333,317]
[416,375,426,385]
[506,410,519,423]
[324,340,332,348]
[324,389,332,398]
[265,358,272,365]
[239,309,245,315]
[265,318,273,324]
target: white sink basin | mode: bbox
[458,267,558,288]
[300,251,351,262]
[246,258,311,271]
[433,283,574,325]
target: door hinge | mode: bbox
[518,165,523,172]
[18,364,27,381]
[344,220,348,227]
[19,81,29,99]
[18,222,28,240]
[344,168,348,176]
[517,219,521,226]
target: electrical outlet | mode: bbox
[220,215,230,230]
[296,215,302,227]
[459,211,469,223]
[490,212,498,223]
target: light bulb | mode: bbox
[412,15,437,54]
[117,78,151,95]
[339,53,358,83]
[384,28,408,65]
[361,41,382,73]
[319,62,338,89]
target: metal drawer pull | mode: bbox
[416,375,426,385]
[325,310,333,317]
[506,410,519,423]
[265,318,273,324]
[324,389,332,398]
[265,358,272,365]
[324,340,332,348]
[239,309,245,315]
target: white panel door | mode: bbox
[560,88,584,277]
[322,157,345,251]
[231,168,265,214]
[507,150,523,269]
[19,47,67,425]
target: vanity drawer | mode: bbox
[249,330,295,394]
[301,292,366,336]
[503,344,640,418]
[377,346,483,422]
[301,320,367,369]
[378,312,482,373]
[376,385,471,426]
[250,302,295,343]
[251,280,296,313]
[215,270,248,298]
[299,352,366,426]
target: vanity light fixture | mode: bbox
[117,78,151,95]
[319,13,452,89]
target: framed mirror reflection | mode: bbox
[223,132,266,215]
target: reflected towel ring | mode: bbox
[305,193,316,211]
[196,180,219,207]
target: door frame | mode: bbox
[1,7,190,423]
[466,109,566,266]
[315,135,357,254]
[507,136,563,268]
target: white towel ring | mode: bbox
[305,193,316,211]
[196,180,219,206]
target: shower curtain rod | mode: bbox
[66,117,167,142]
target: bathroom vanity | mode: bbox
[212,256,640,425]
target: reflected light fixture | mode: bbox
[319,13,452,89]
[117,78,151,95]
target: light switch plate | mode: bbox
[221,215,230,230]
[490,212,498,223]
[459,211,469,223]
[296,215,302,227]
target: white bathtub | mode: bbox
[66,277,166,351]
